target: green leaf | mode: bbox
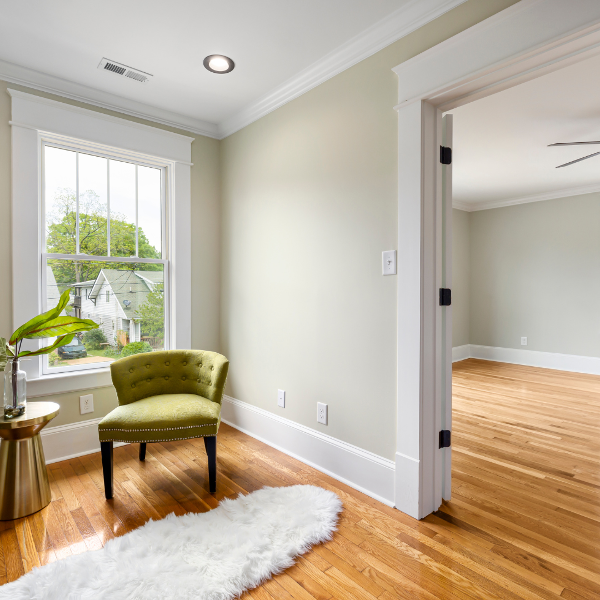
[0,338,7,371]
[18,334,75,357]
[21,316,98,340]
[9,288,72,345]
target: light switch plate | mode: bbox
[277,389,285,408]
[317,402,328,425]
[80,394,94,415]
[382,250,397,275]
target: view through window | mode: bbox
[43,144,166,373]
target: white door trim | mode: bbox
[393,0,600,519]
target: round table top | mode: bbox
[0,402,60,429]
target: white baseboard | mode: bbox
[221,395,396,507]
[40,417,127,464]
[452,345,470,363]
[452,344,600,375]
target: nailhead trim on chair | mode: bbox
[101,434,217,443]
[100,423,215,432]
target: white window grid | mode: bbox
[40,139,170,375]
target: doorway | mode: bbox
[393,1,600,518]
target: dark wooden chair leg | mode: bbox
[204,436,217,493]
[101,441,113,499]
[139,442,146,462]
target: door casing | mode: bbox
[392,0,600,519]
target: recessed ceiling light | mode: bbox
[203,55,235,74]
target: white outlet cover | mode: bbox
[382,250,397,276]
[317,402,328,425]
[277,389,285,408]
[80,393,94,415]
[521,337,527,346]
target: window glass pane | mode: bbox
[45,146,77,254]
[79,153,108,256]
[109,160,136,257]
[138,166,162,258]
[46,259,165,371]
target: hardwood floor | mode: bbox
[0,358,599,598]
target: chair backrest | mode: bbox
[110,349,229,406]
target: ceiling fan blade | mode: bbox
[549,141,600,146]
[556,151,600,168]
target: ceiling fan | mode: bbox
[548,141,600,168]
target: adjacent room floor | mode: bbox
[0,358,598,598]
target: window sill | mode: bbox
[24,368,113,398]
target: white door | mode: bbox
[441,113,453,500]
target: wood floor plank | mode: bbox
[0,359,597,600]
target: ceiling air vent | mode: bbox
[98,58,152,83]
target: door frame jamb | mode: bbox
[392,0,600,519]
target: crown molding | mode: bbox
[1,0,468,141]
[217,0,468,138]
[454,182,600,212]
[452,200,472,212]
[0,59,219,139]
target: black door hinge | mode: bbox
[439,430,451,449]
[440,146,452,165]
[439,288,451,306]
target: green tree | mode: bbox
[137,282,164,339]
[46,188,161,285]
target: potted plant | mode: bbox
[1,289,99,418]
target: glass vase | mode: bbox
[4,358,26,419]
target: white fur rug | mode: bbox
[0,485,341,600]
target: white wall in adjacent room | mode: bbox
[452,208,470,348]
[453,193,600,359]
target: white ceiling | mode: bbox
[451,52,600,211]
[0,0,464,138]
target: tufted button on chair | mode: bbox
[98,349,229,499]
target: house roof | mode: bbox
[46,265,61,308]
[89,269,163,319]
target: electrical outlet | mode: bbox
[277,389,285,408]
[80,394,94,415]
[521,337,527,346]
[317,402,328,425]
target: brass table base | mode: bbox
[0,434,51,520]
[0,402,59,520]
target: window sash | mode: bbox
[41,141,167,260]
[40,256,170,375]
[41,139,170,376]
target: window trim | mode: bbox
[9,88,192,395]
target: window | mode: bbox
[43,144,167,374]
[11,89,191,393]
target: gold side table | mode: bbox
[0,402,59,520]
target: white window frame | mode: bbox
[40,140,170,375]
[9,89,193,396]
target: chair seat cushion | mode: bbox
[98,394,221,443]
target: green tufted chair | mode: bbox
[98,349,229,499]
